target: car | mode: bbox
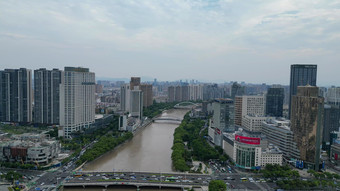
[85,178,90,181]
[40,182,45,186]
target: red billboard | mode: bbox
[215,128,221,135]
[235,135,260,145]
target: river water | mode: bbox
[83,109,188,173]
[63,109,187,191]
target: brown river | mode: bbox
[63,109,188,191]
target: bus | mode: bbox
[166,176,178,182]
[240,177,248,182]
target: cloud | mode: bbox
[0,0,339,85]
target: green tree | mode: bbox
[209,180,226,191]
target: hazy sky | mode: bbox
[0,1,339,85]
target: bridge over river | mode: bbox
[63,171,211,191]
[153,116,183,124]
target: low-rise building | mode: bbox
[261,144,283,167]
[242,115,267,132]
[0,134,60,165]
[222,128,283,170]
[262,118,300,160]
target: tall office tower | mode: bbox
[211,98,234,146]
[291,85,324,170]
[34,68,63,124]
[231,82,245,100]
[234,95,266,126]
[60,67,95,139]
[289,64,317,118]
[130,77,141,90]
[120,84,131,112]
[326,87,340,106]
[130,89,143,119]
[0,68,32,122]
[140,84,153,107]
[266,85,284,117]
[323,104,340,150]
[168,86,175,102]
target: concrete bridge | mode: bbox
[174,102,200,109]
[64,171,210,190]
[63,181,188,190]
[153,116,183,124]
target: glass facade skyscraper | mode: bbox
[289,64,317,118]
[266,86,284,117]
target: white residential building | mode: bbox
[60,67,95,138]
[189,84,203,101]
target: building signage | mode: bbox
[215,128,221,135]
[235,135,260,145]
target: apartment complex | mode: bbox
[34,68,64,124]
[60,67,96,139]
[0,68,32,123]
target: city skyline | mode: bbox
[1,1,340,86]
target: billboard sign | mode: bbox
[215,128,221,135]
[235,135,260,145]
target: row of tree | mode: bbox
[76,132,133,165]
[143,101,178,119]
[0,162,36,170]
[261,164,299,178]
[61,116,121,165]
[307,169,340,180]
[171,113,227,172]
[276,179,337,190]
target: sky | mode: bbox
[0,0,339,86]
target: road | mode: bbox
[64,171,276,190]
